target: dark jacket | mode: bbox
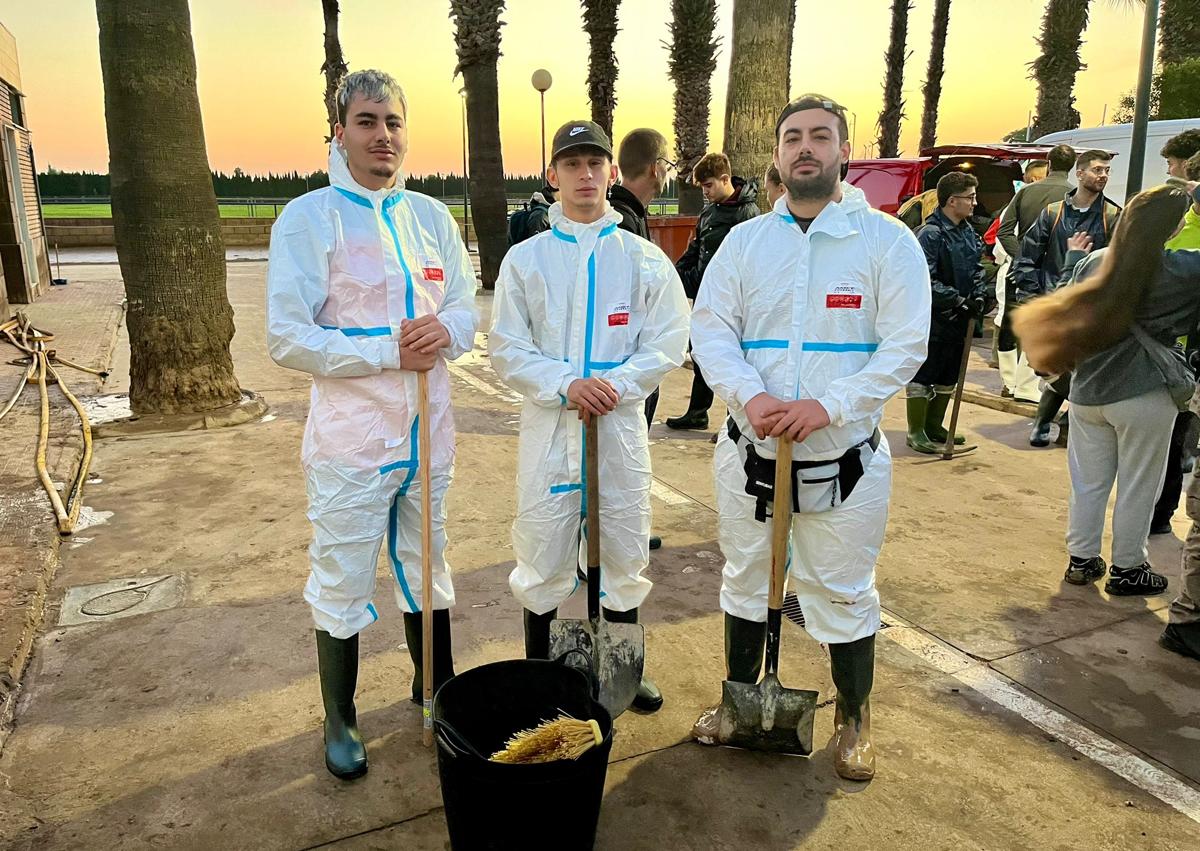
[1064,247,1200,406]
[506,188,554,247]
[916,208,990,341]
[995,171,1072,259]
[608,183,650,239]
[675,176,759,298]
[1012,188,1120,301]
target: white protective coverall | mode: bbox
[267,146,478,639]
[692,187,930,644]
[489,203,689,615]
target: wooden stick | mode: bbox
[418,371,434,748]
[941,319,977,460]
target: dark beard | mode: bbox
[784,161,840,201]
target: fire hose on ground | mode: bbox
[1,313,106,536]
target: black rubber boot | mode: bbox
[829,634,875,723]
[1030,388,1064,447]
[725,613,767,684]
[905,396,940,454]
[402,610,456,705]
[315,629,368,780]
[604,607,663,712]
[924,391,966,445]
[665,410,709,431]
[523,607,557,660]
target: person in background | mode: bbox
[764,162,786,207]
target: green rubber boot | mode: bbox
[905,396,940,454]
[604,607,663,712]
[402,610,456,705]
[924,391,966,445]
[315,630,368,780]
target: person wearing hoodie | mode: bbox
[666,152,761,431]
[507,185,557,246]
[266,70,478,780]
[689,95,930,781]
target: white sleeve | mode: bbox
[605,250,690,404]
[433,205,479,360]
[690,235,769,410]
[816,229,931,426]
[488,251,577,407]
[265,208,401,377]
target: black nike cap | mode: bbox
[550,120,614,162]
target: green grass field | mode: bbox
[43,200,682,219]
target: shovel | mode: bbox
[549,417,645,719]
[940,319,979,460]
[717,434,819,754]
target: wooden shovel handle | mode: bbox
[769,434,793,612]
[418,371,434,748]
[585,418,601,621]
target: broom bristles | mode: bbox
[490,715,603,764]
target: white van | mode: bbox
[1035,118,1200,203]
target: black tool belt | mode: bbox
[727,417,880,521]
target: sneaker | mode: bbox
[1104,563,1168,597]
[1158,623,1200,661]
[1064,555,1107,585]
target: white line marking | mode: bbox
[881,625,1200,823]
[448,363,519,404]
[650,479,693,507]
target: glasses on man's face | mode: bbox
[952,193,977,203]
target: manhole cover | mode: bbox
[58,575,184,627]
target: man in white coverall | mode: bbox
[267,70,477,779]
[690,95,930,780]
[489,120,689,712]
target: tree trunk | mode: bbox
[1160,0,1200,67]
[667,0,720,216]
[450,0,508,290]
[320,0,349,141]
[583,0,621,139]
[919,0,951,152]
[723,0,795,212]
[95,0,242,416]
[1030,0,1090,138]
[876,0,912,158]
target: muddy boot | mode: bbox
[693,614,767,744]
[604,607,662,712]
[905,396,940,454]
[665,410,709,431]
[1029,388,1064,448]
[829,634,876,781]
[315,629,368,780]
[403,610,456,705]
[924,389,966,445]
[523,607,557,660]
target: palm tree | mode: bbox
[876,0,912,158]
[320,0,349,141]
[582,0,621,139]
[722,0,795,211]
[666,0,720,216]
[450,0,508,290]
[919,0,951,152]
[1029,0,1091,137]
[95,0,243,415]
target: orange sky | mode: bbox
[4,0,1147,177]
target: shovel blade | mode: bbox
[549,617,644,718]
[718,675,819,755]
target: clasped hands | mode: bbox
[398,315,450,372]
[744,392,831,441]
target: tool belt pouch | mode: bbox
[728,417,878,521]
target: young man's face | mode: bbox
[774,108,850,202]
[334,94,408,189]
[765,179,786,206]
[1024,164,1047,184]
[1076,159,1111,194]
[1167,156,1191,179]
[548,147,617,219]
[699,174,734,204]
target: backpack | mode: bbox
[507,200,549,248]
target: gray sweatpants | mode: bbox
[1066,387,1178,568]
[1172,471,1200,625]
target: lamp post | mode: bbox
[531,69,553,180]
[1125,0,1160,200]
[459,86,470,244]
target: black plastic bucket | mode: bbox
[433,659,614,850]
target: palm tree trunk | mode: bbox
[320,0,349,141]
[876,0,912,158]
[1159,0,1200,67]
[667,0,719,216]
[450,0,508,290]
[1030,0,1091,138]
[723,0,795,212]
[583,0,621,139]
[95,0,242,415]
[919,0,951,152]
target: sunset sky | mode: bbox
[4,0,1147,178]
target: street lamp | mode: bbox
[1125,0,1160,199]
[459,86,470,244]
[531,69,553,180]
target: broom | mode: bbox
[489,714,604,764]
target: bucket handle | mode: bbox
[433,718,488,761]
[553,648,601,701]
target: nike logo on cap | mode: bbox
[569,126,587,136]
